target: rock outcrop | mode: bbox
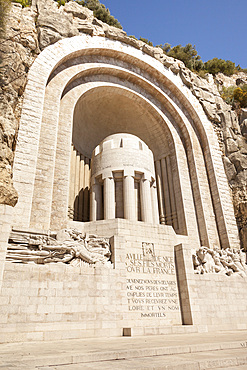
[0,3,39,206]
[0,0,246,247]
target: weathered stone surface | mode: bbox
[229,152,247,172]
[76,20,94,35]
[37,0,78,49]
[240,119,247,138]
[0,4,39,207]
[223,156,237,182]
[104,25,127,41]
[225,137,239,154]
[200,101,221,123]
[63,1,93,19]
[215,72,247,88]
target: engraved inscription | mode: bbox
[126,250,179,318]
[126,253,175,274]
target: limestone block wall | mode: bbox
[0,205,13,292]
[190,274,247,331]
[0,220,187,343]
[175,244,247,331]
[72,219,197,334]
[0,262,126,343]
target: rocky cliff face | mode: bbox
[1,0,246,247]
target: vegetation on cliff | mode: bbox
[10,1,245,74]
[8,0,247,110]
[11,0,122,28]
[55,0,122,28]
[221,85,247,109]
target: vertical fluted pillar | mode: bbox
[155,160,166,224]
[104,176,115,219]
[123,175,136,220]
[90,182,102,221]
[151,183,159,224]
[90,184,97,222]
[140,178,153,223]
[68,145,76,219]
[166,156,178,230]
[161,158,172,225]
[83,157,90,222]
[74,151,81,220]
[78,154,85,221]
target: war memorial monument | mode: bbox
[0,2,247,358]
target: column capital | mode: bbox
[123,169,135,177]
[102,171,114,180]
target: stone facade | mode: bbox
[0,0,246,342]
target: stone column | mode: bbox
[161,158,172,225]
[68,145,76,219]
[90,181,102,221]
[155,160,166,224]
[83,157,90,222]
[140,178,153,223]
[104,176,115,219]
[74,151,81,220]
[166,156,178,230]
[151,183,159,224]
[123,175,136,220]
[78,154,85,222]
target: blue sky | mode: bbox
[102,0,246,68]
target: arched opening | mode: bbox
[69,88,186,234]
[12,35,239,249]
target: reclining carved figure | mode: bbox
[7,229,111,267]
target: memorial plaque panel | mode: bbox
[125,242,181,324]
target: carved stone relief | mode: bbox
[7,229,112,267]
[192,246,247,277]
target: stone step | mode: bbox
[2,348,247,370]
[0,331,247,369]
[37,348,247,369]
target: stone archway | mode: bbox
[12,34,239,249]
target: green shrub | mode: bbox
[220,86,236,105]
[161,43,204,72]
[12,0,31,7]
[220,85,247,108]
[204,58,236,76]
[233,85,247,108]
[139,37,153,46]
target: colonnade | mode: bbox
[155,156,178,231]
[69,149,179,228]
[69,137,179,229]
[68,145,91,221]
[90,173,159,224]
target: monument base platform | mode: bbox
[0,220,247,343]
[0,330,247,369]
